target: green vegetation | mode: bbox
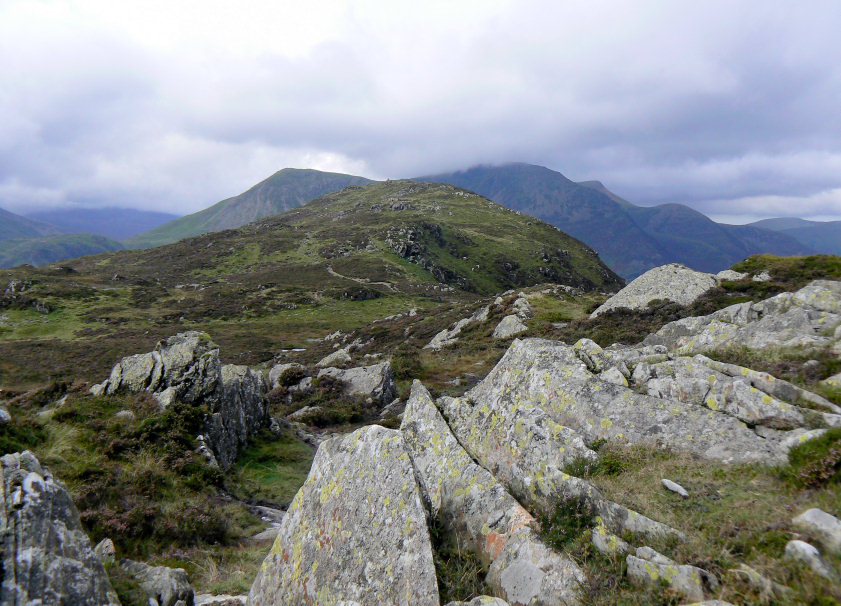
[429,517,490,603]
[125,168,373,248]
[785,428,841,488]
[535,442,841,605]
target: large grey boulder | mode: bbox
[93,331,221,404]
[90,332,268,469]
[493,315,528,339]
[401,382,584,606]
[645,280,841,355]
[316,361,397,406]
[0,451,120,606]
[467,338,784,464]
[591,264,716,317]
[121,559,194,606]
[784,540,837,580]
[248,425,438,606]
[267,362,305,389]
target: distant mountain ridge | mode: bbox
[0,234,124,268]
[25,207,178,241]
[0,207,62,241]
[421,163,810,278]
[749,217,841,255]
[124,168,373,249]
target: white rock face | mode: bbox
[493,315,528,339]
[792,508,841,554]
[591,263,717,317]
[315,347,351,367]
[424,305,490,350]
[715,269,748,281]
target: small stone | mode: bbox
[752,270,772,282]
[94,538,116,564]
[120,559,194,606]
[591,525,630,555]
[662,478,689,498]
[784,540,836,580]
[444,598,510,606]
[315,347,351,367]
[792,508,841,554]
[626,554,718,602]
[0,406,10,425]
[113,410,136,423]
[194,595,247,606]
[635,546,674,565]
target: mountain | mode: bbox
[79,180,622,296]
[0,207,62,241]
[0,233,124,268]
[25,207,179,240]
[749,217,841,255]
[421,163,811,278]
[125,168,373,249]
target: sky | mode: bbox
[2,0,841,224]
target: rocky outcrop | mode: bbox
[401,382,584,606]
[248,425,438,605]
[466,338,785,464]
[316,361,397,406]
[121,559,194,606]
[626,546,719,601]
[591,264,717,317]
[91,332,268,469]
[0,451,120,606]
[645,280,841,355]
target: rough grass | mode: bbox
[429,517,490,603]
[555,442,841,605]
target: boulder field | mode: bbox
[249,279,841,605]
[5,277,841,604]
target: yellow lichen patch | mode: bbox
[601,418,613,429]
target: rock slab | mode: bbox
[248,425,438,606]
[0,451,120,606]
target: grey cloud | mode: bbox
[1,0,841,222]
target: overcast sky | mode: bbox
[2,0,841,223]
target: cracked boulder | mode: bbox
[0,451,120,606]
[467,338,784,463]
[248,425,438,606]
[90,332,268,470]
[401,382,584,606]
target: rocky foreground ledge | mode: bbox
[247,279,841,605]
[4,279,841,604]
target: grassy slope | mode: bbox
[124,168,373,249]
[0,233,125,268]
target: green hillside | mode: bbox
[125,168,373,248]
[0,233,124,268]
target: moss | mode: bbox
[784,427,841,488]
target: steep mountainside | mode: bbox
[125,168,373,249]
[422,163,811,278]
[0,207,61,241]
[0,234,125,268]
[751,217,841,255]
[25,207,179,240]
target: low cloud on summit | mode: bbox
[2,0,840,222]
